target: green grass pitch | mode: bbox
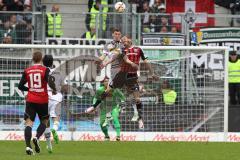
[0,141,240,160]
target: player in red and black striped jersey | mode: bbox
[110,35,158,129]
[92,35,158,129]
[18,51,56,155]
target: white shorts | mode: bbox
[48,100,61,118]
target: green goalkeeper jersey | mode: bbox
[93,86,125,111]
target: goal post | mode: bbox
[0,44,229,142]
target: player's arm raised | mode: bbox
[140,49,159,80]
[97,43,110,65]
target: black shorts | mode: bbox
[24,102,49,121]
[110,71,139,91]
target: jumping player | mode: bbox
[95,35,158,129]
[85,29,137,113]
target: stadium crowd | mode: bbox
[0,0,32,44]
[0,0,182,43]
[86,0,178,37]
[2,0,237,43]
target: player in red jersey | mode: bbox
[18,51,56,155]
[93,35,158,129]
[110,35,158,129]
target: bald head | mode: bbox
[52,4,60,12]
[121,35,132,48]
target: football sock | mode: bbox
[53,121,59,131]
[24,126,32,148]
[112,107,120,137]
[44,127,52,148]
[36,123,47,139]
[101,125,109,138]
[136,102,143,119]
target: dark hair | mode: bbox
[32,51,42,63]
[162,80,171,89]
[229,50,237,55]
[43,54,53,67]
[96,0,101,4]
[112,28,121,33]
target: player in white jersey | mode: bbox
[85,28,137,113]
[99,28,123,82]
[43,55,65,153]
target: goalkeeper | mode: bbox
[90,77,125,141]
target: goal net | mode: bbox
[0,44,228,141]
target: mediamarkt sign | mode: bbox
[1,131,240,142]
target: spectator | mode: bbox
[1,4,7,11]
[16,22,32,44]
[0,0,4,10]
[171,26,178,33]
[228,50,240,105]
[81,27,96,40]
[17,2,32,23]
[14,1,32,44]
[160,16,169,26]
[46,4,63,37]
[3,0,24,11]
[24,0,31,8]
[128,0,146,12]
[149,0,154,7]
[160,26,168,33]
[149,15,160,32]
[88,0,112,12]
[158,3,166,13]
[0,21,17,43]
[81,27,96,45]
[150,0,164,13]
[141,1,151,33]
[150,0,168,32]
[158,16,171,32]
[2,35,13,44]
[160,80,177,105]
[23,2,32,21]
[9,14,17,29]
[0,5,8,23]
[86,0,108,37]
